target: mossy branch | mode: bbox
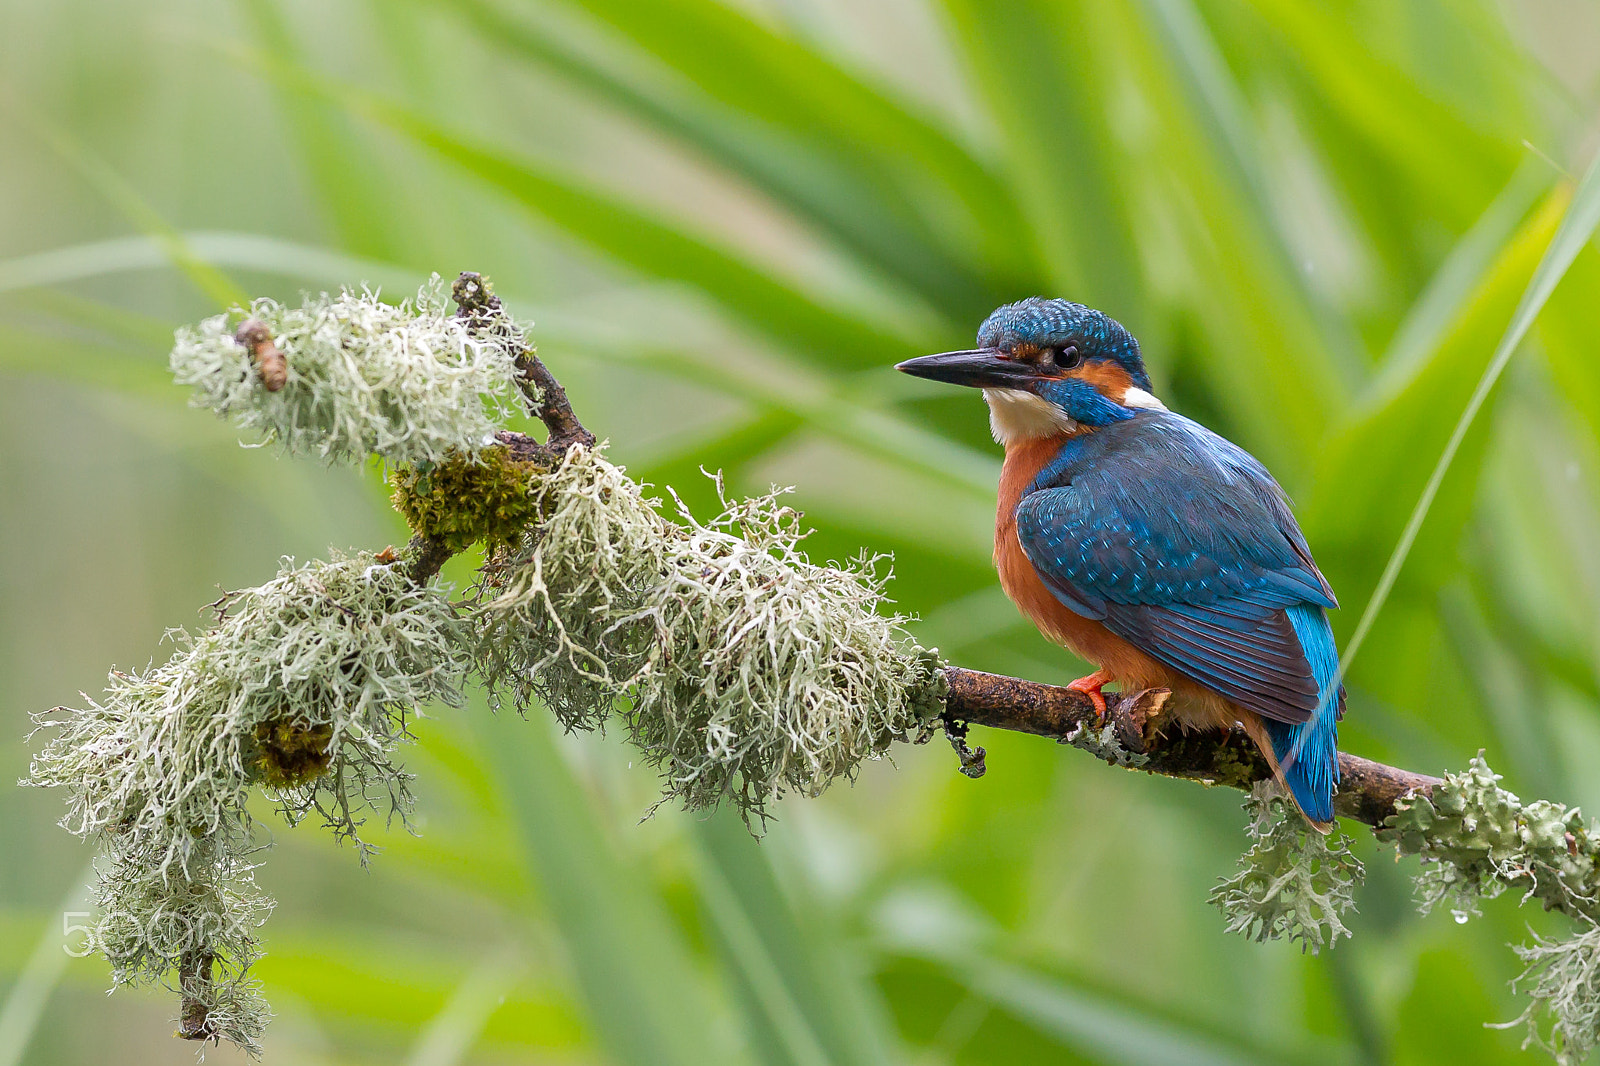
[941,667,1442,828]
[31,270,1600,1060]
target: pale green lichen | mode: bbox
[26,552,468,1051]
[92,832,274,1048]
[1383,753,1595,921]
[473,444,945,822]
[1061,719,1149,769]
[1381,754,1600,1061]
[1500,923,1600,1066]
[1211,783,1364,953]
[170,277,523,464]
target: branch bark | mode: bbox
[450,271,593,452]
[943,667,1440,828]
[176,949,215,1042]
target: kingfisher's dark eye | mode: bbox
[1054,344,1082,370]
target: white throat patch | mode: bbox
[981,385,1167,445]
[983,388,1078,444]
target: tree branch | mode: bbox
[943,667,1440,828]
[450,271,593,452]
[405,272,596,587]
[176,949,215,1042]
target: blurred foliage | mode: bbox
[2,0,1599,1063]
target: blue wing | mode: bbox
[1014,411,1341,728]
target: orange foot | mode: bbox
[1066,669,1113,721]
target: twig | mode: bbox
[943,667,1441,828]
[405,272,596,586]
[450,271,593,451]
[176,949,215,1042]
[405,532,455,587]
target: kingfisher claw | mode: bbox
[1066,670,1113,721]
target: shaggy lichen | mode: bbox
[170,277,523,464]
[390,448,547,552]
[26,552,468,1050]
[1210,784,1364,952]
[474,445,946,822]
[1503,923,1600,1065]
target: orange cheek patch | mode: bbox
[1071,361,1134,399]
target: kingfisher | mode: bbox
[897,298,1343,829]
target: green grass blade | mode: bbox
[429,0,1009,317]
[1137,0,1364,382]
[1089,0,1347,474]
[0,99,246,308]
[1305,193,1566,611]
[239,51,923,372]
[694,812,894,1066]
[1371,156,1549,399]
[937,0,1142,318]
[0,865,94,1066]
[1240,0,1513,224]
[0,232,418,296]
[958,958,1297,1066]
[405,948,526,1066]
[1533,240,1600,457]
[235,0,406,261]
[255,927,583,1048]
[468,704,742,1066]
[534,0,1035,284]
[884,939,1316,1066]
[1338,151,1600,675]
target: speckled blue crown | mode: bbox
[978,297,1149,391]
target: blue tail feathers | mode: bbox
[1263,605,1342,824]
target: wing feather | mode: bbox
[1014,412,1333,725]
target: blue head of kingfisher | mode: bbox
[897,297,1345,830]
[897,298,1164,442]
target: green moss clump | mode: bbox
[251,718,335,788]
[391,448,546,552]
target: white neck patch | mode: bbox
[982,384,1166,445]
[983,388,1078,444]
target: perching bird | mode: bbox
[897,298,1343,830]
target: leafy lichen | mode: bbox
[1379,753,1600,1060]
[1061,719,1148,769]
[1382,753,1596,921]
[1211,783,1364,953]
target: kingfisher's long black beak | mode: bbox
[894,348,1036,390]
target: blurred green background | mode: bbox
[3,0,1600,1063]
